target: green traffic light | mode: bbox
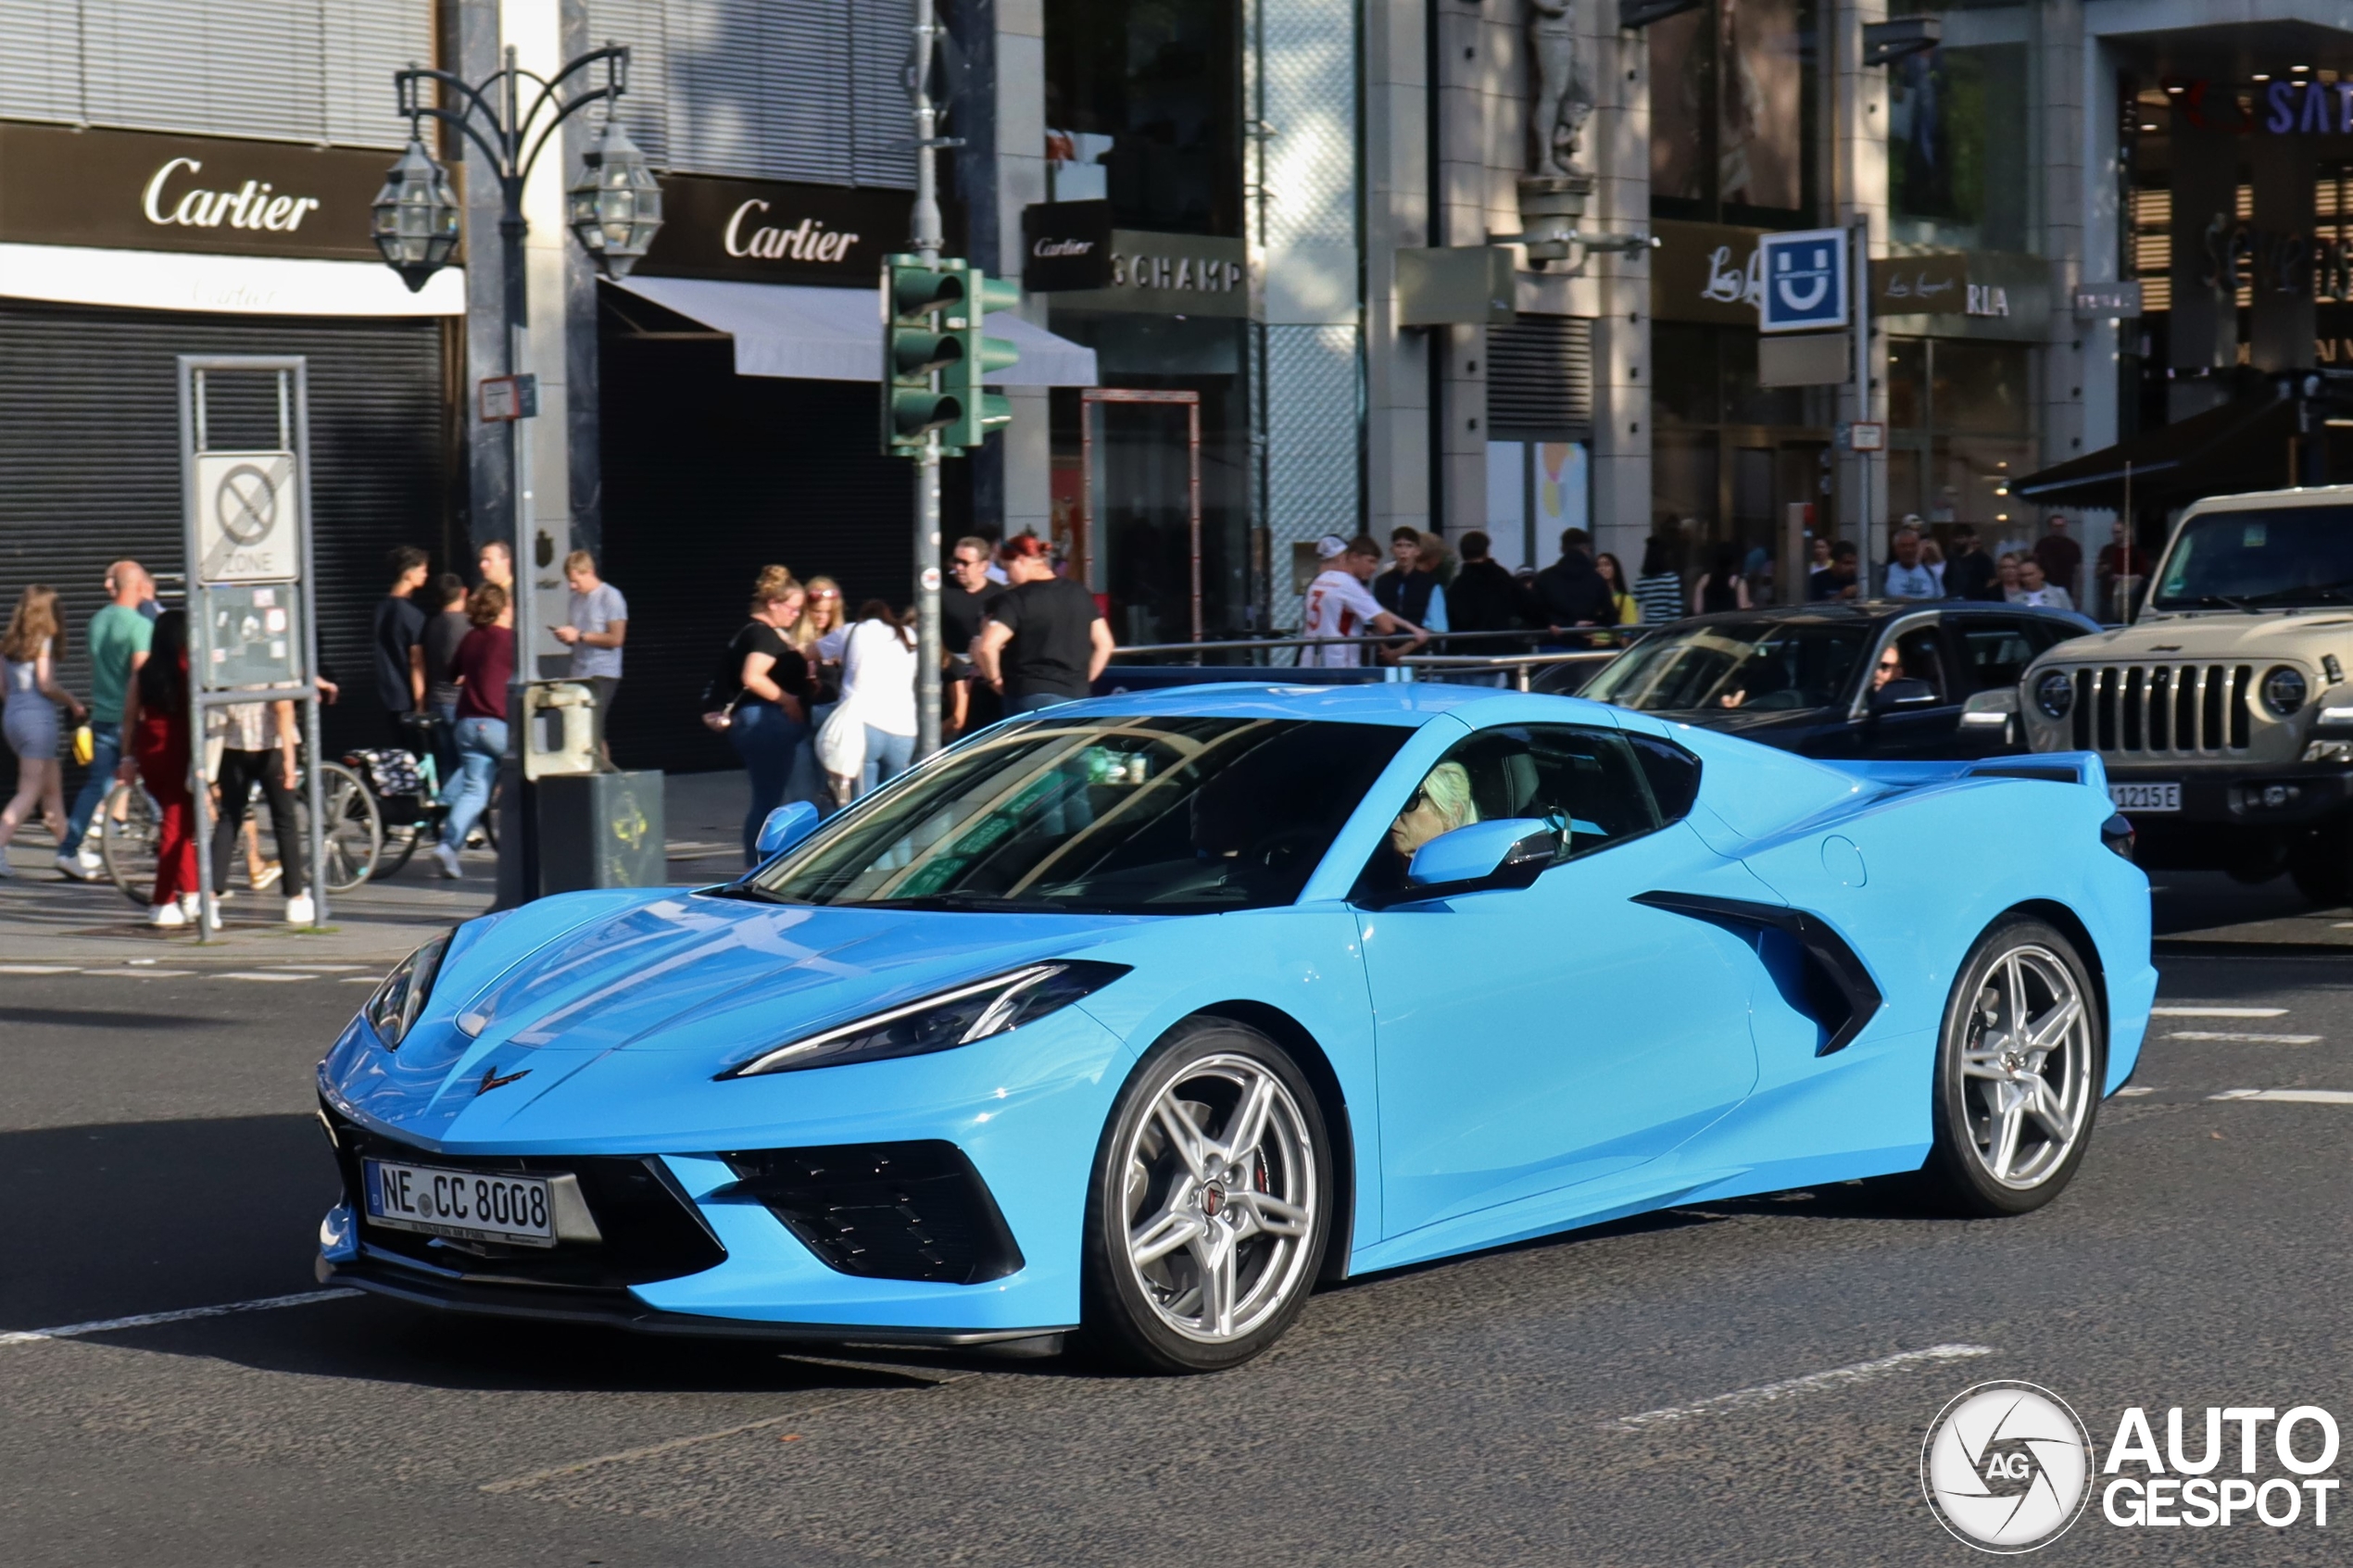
[891,329,963,379]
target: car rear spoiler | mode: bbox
[1817,752,2108,794]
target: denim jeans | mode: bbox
[730,702,807,863]
[426,700,459,799]
[60,719,121,856]
[857,726,915,797]
[441,717,507,854]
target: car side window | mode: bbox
[1886,626,1952,700]
[1955,618,2039,692]
[1355,724,1664,897]
[1624,733,1702,822]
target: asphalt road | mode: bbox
[4,892,2351,1566]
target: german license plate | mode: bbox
[2108,782,2181,813]
[362,1158,556,1247]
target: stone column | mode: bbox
[1833,0,1890,586]
[1363,0,1432,543]
[1588,7,1651,571]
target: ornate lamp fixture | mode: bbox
[371,134,462,293]
[567,118,664,279]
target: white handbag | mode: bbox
[813,695,866,780]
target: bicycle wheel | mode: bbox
[313,761,383,893]
[374,821,421,879]
[99,782,159,908]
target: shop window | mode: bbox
[1884,336,2033,535]
[1889,39,2032,253]
[1044,0,1242,237]
[1649,0,1819,225]
[1485,442,1591,574]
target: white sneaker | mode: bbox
[433,843,463,880]
[148,902,187,928]
[0,856,15,879]
[54,852,86,881]
[179,891,202,917]
[284,893,316,926]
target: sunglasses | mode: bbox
[812,590,840,600]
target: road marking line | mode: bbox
[80,968,195,978]
[339,975,382,984]
[2151,1006,2288,1019]
[2115,1086,2157,1097]
[0,964,78,974]
[1608,1344,1995,1433]
[0,1288,361,1347]
[210,972,311,982]
[479,1374,975,1494]
[271,963,367,972]
[2209,1088,2353,1105]
[2167,1030,2322,1045]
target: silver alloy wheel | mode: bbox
[1119,1052,1318,1344]
[1958,944,2095,1189]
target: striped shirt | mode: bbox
[1632,571,1684,625]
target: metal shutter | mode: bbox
[1486,315,1595,442]
[0,301,447,778]
[31,3,424,148]
[590,0,913,189]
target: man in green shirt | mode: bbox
[57,561,154,880]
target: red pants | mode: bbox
[138,753,196,906]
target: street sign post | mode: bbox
[176,356,326,942]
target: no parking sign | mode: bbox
[1757,229,1849,333]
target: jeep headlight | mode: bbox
[364,931,452,1049]
[2261,665,2309,718]
[2033,670,2075,720]
[721,960,1130,1078]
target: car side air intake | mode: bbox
[1629,892,1884,1056]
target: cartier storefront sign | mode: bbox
[634,174,912,285]
[1022,200,1114,292]
[0,121,398,260]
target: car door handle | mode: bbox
[1630,891,1883,1056]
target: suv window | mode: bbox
[1356,725,1665,897]
[1878,624,1953,701]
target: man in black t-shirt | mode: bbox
[941,535,1002,737]
[371,546,431,748]
[974,534,1114,714]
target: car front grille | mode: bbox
[716,1141,1026,1286]
[2069,663,2253,756]
[323,1104,727,1289]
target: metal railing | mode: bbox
[1105,629,1639,692]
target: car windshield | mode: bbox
[2151,506,2353,610]
[1581,621,1871,712]
[736,715,1411,914]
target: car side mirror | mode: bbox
[1396,816,1561,900]
[1869,677,1939,713]
[1959,687,2019,728]
[754,801,822,859]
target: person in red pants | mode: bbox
[117,609,195,928]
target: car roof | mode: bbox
[1661,602,2095,632]
[1039,681,1608,728]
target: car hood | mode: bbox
[2045,612,2353,662]
[323,888,1151,1140]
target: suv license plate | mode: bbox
[362,1158,557,1247]
[2109,783,2181,813]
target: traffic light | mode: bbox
[880,254,964,455]
[943,269,1021,450]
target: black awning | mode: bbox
[2012,396,2299,508]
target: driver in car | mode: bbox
[1386,761,1479,864]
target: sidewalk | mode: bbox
[0,770,752,969]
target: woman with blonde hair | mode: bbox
[790,575,846,659]
[1,584,88,873]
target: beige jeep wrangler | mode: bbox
[2018,484,2353,899]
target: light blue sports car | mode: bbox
[317,685,2153,1373]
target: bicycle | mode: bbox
[342,723,499,881]
[99,758,381,907]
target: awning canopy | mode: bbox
[610,274,1098,386]
[2013,395,2300,509]
[0,242,464,317]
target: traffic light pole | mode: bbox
[909,0,945,759]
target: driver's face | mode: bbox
[1874,647,1904,689]
[1388,786,1455,861]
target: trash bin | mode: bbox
[535,770,665,894]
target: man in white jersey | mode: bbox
[1302,535,1428,668]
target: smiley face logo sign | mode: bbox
[1757,228,1850,333]
[193,451,301,583]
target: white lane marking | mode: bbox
[210,972,310,982]
[479,1373,978,1494]
[2115,1086,2158,1097]
[339,976,382,985]
[2151,1006,2288,1019]
[2209,1088,2353,1105]
[1608,1344,1996,1433]
[0,964,79,974]
[271,963,367,972]
[0,1288,361,1347]
[2167,1030,2322,1045]
[79,968,195,978]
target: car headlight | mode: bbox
[364,931,452,1049]
[2033,669,2075,720]
[2261,665,2309,717]
[721,960,1131,1079]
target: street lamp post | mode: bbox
[370,44,661,909]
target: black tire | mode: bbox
[2290,822,2350,907]
[1919,917,2105,1217]
[1079,1019,1334,1374]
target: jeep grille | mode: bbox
[2069,663,2253,756]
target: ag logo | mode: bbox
[1921,1381,2094,1552]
